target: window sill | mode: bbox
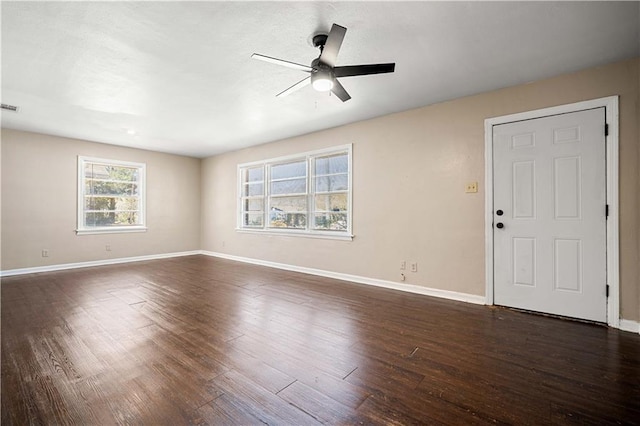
[76,226,148,236]
[236,228,353,241]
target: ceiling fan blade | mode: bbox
[319,24,347,67]
[276,76,311,97]
[331,79,351,102]
[334,63,396,78]
[252,53,312,72]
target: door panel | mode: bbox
[513,237,535,286]
[554,239,581,292]
[493,108,607,322]
[554,156,581,218]
[513,161,536,218]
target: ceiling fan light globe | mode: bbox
[312,77,334,92]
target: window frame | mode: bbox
[237,144,353,240]
[76,156,147,235]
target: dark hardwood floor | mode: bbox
[2,255,639,425]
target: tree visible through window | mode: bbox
[238,145,352,238]
[77,157,146,234]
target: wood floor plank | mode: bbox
[189,327,371,409]
[344,356,426,396]
[276,379,361,424]
[207,369,321,425]
[355,394,450,426]
[2,254,639,424]
[191,396,262,426]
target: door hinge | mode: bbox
[605,204,609,218]
[606,284,610,297]
[605,123,609,137]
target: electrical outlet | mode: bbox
[105,244,111,251]
[42,249,49,258]
[400,261,406,270]
[465,182,478,193]
[410,262,418,272]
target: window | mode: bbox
[238,145,352,239]
[77,157,146,235]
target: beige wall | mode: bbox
[201,57,640,322]
[1,129,201,270]
[1,58,637,322]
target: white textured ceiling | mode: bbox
[2,2,639,158]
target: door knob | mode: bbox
[496,222,504,229]
[496,209,504,216]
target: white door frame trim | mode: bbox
[484,96,619,328]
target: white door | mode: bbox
[493,108,607,322]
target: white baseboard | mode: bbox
[0,250,201,277]
[4,250,635,334]
[619,319,640,334]
[202,251,486,305]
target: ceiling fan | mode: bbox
[251,24,395,102]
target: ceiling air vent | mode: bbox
[1,103,20,112]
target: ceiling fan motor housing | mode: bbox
[311,57,331,71]
[312,33,328,50]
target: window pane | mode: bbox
[115,211,139,225]
[314,193,347,212]
[85,197,138,211]
[271,161,306,180]
[271,178,306,195]
[245,167,263,183]
[109,166,137,182]
[270,195,307,212]
[85,164,107,179]
[86,181,138,196]
[315,175,348,192]
[243,213,263,227]
[85,196,114,211]
[314,213,348,231]
[315,153,348,175]
[270,213,307,229]
[243,198,263,212]
[86,164,137,182]
[243,182,264,196]
[85,211,138,227]
[270,194,307,228]
[85,211,116,227]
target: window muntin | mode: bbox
[238,145,352,238]
[77,157,146,234]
